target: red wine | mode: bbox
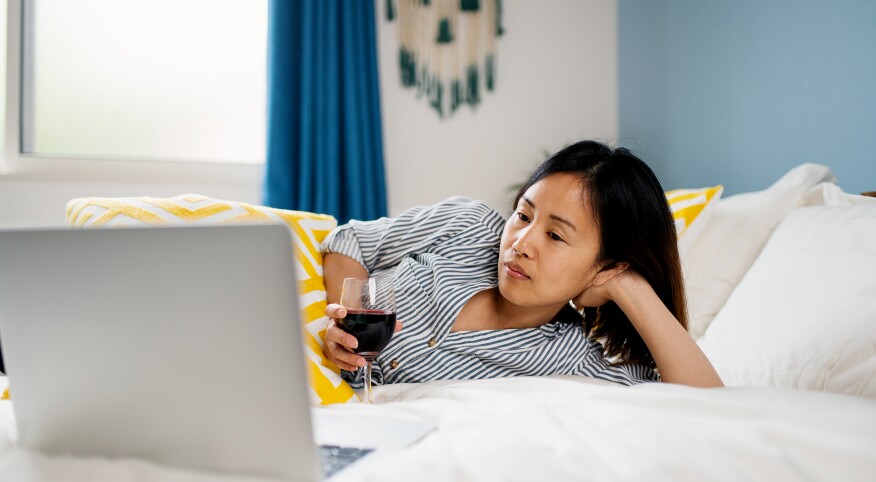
[338,309,396,361]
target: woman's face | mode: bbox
[498,173,604,308]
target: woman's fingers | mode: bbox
[324,320,366,370]
[325,319,358,350]
[394,320,403,333]
[325,303,347,321]
[325,304,358,351]
[326,340,366,371]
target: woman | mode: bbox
[321,140,722,388]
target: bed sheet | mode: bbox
[1,376,875,481]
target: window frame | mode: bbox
[1,0,264,186]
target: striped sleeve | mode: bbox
[592,363,661,385]
[573,339,661,385]
[321,196,498,273]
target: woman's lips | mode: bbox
[504,262,530,280]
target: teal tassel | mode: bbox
[386,0,395,21]
[450,79,462,113]
[495,0,505,36]
[466,64,480,105]
[460,0,480,12]
[421,0,431,5]
[399,48,416,87]
[431,79,444,118]
[436,18,453,44]
[416,65,428,98]
[485,54,495,91]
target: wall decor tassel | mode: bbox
[387,0,504,118]
[386,0,396,21]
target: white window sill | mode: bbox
[0,155,264,187]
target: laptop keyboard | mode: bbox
[319,444,374,478]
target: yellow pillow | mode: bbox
[666,185,724,258]
[65,194,358,405]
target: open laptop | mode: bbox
[0,224,433,481]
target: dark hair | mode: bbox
[513,140,687,368]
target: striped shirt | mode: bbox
[321,196,659,388]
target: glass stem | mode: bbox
[365,360,373,404]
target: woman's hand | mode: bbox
[572,265,638,309]
[323,303,403,372]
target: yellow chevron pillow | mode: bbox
[65,194,359,405]
[666,185,724,258]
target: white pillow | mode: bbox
[697,204,876,397]
[801,182,876,207]
[683,163,835,339]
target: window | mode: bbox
[1,1,6,155]
[10,0,267,166]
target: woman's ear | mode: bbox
[592,261,630,287]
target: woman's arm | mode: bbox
[324,253,368,305]
[321,196,494,275]
[610,272,723,388]
[320,197,494,370]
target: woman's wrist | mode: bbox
[607,270,650,309]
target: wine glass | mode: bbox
[338,277,396,404]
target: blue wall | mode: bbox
[619,0,876,195]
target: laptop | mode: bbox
[0,224,433,481]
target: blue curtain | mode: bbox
[265,0,388,224]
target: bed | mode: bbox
[1,163,875,481]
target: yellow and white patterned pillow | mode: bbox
[666,185,724,258]
[65,194,358,405]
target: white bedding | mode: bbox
[2,376,874,482]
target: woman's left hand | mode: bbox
[572,267,640,309]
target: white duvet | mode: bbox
[1,376,875,482]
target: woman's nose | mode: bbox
[512,229,533,258]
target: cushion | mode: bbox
[697,204,876,397]
[801,182,876,207]
[65,194,358,405]
[682,163,835,339]
[666,185,723,259]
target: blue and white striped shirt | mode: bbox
[321,196,659,388]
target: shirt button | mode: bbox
[390,359,399,369]
[427,337,437,347]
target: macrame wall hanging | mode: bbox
[385,0,505,118]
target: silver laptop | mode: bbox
[0,224,432,481]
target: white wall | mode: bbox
[377,0,618,215]
[0,0,618,227]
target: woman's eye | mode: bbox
[548,232,564,242]
[517,212,530,222]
